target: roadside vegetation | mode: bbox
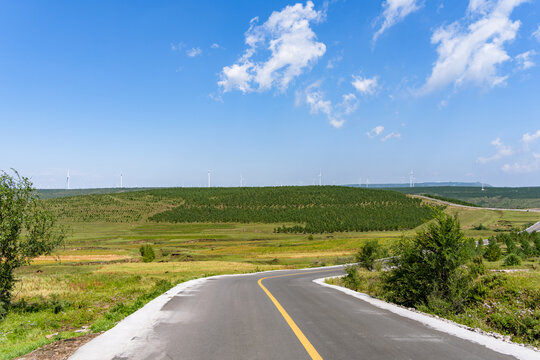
[329,213,540,347]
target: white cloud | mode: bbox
[502,160,540,173]
[186,47,202,57]
[533,24,540,42]
[421,0,527,94]
[367,126,385,138]
[218,63,253,93]
[299,82,361,128]
[339,93,358,115]
[481,130,540,173]
[373,0,423,43]
[515,50,536,70]
[381,132,401,141]
[219,1,326,93]
[303,86,343,128]
[477,137,513,163]
[211,43,221,49]
[351,75,378,95]
[522,129,540,146]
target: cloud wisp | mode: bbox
[186,47,202,57]
[381,132,401,141]
[421,0,528,94]
[300,81,361,128]
[477,137,513,163]
[522,129,540,147]
[218,1,326,93]
[516,50,536,70]
[477,130,540,173]
[367,126,385,138]
[533,24,540,42]
[366,126,401,142]
[373,0,423,43]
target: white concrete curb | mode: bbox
[314,277,539,360]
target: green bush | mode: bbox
[483,239,502,262]
[356,240,384,271]
[139,245,155,263]
[383,213,475,311]
[503,253,522,267]
[470,256,486,277]
[520,238,534,257]
[342,265,361,291]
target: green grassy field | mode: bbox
[391,186,540,209]
[1,187,539,359]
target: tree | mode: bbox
[139,244,155,262]
[356,240,383,271]
[483,239,502,262]
[383,213,474,310]
[0,170,64,314]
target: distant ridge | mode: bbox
[36,188,151,200]
[346,182,489,188]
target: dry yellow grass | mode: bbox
[11,276,74,300]
[32,255,131,263]
[94,261,288,275]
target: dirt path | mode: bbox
[15,333,100,360]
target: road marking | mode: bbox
[258,270,337,360]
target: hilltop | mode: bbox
[46,186,437,233]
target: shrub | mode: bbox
[503,253,521,267]
[342,265,361,290]
[383,213,474,310]
[483,239,502,262]
[519,238,534,257]
[356,240,384,271]
[475,239,485,257]
[139,245,155,262]
[534,234,540,255]
[470,256,486,276]
[504,236,520,257]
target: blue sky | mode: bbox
[1,0,539,188]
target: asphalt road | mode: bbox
[72,267,533,360]
[525,220,540,233]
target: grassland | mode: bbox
[391,186,540,209]
[1,187,539,359]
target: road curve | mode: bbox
[412,195,540,213]
[70,267,537,360]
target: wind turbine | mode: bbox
[409,170,415,188]
[207,170,211,188]
[120,173,123,188]
[66,170,70,190]
[318,171,322,186]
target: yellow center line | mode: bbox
[257,269,339,360]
